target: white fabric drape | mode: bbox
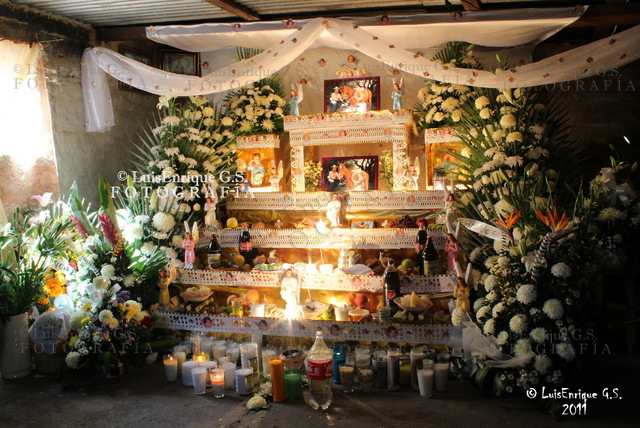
[82,17,640,132]
[147,9,585,52]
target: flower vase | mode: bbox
[0,313,33,379]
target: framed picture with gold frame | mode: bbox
[160,49,201,76]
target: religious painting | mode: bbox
[160,49,201,76]
[324,77,380,113]
[321,156,378,192]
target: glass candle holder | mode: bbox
[209,368,225,398]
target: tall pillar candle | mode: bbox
[222,362,236,389]
[240,342,260,388]
[417,368,434,398]
[269,357,286,403]
[192,366,208,394]
[434,363,449,392]
[182,361,200,387]
[163,354,178,382]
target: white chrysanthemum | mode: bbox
[441,97,460,112]
[70,312,85,330]
[66,351,81,369]
[261,119,276,131]
[496,94,508,103]
[500,114,516,128]
[516,284,537,305]
[201,106,214,117]
[221,117,234,127]
[505,156,524,168]
[135,215,150,224]
[492,302,505,318]
[551,262,572,278]
[123,223,144,242]
[473,298,485,312]
[556,343,576,361]
[433,112,445,122]
[530,327,546,344]
[535,354,552,375]
[162,246,178,259]
[484,275,498,292]
[140,242,156,256]
[171,235,184,247]
[514,339,532,357]
[247,395,267,410]
[485,290,497,302]
[492,130,506,141]
[506,132,523,143]
[476,305,491,319]
[475,96,490,109]
[162,167,175,178]
[107,318,119,329]
[99,309,114,324]
[151,231,168,240]
[152,212,176,233]
[542,299,564,320]
[239,121,253,133]
[494,200,515,217]
[483,319,495,335]
[509,314,527,334]
[479,108,492,119]
[451,307,465,326]
[100,264,116,280]
[126,300,142,315]
[161,115,180,126]
[485,256,498,269]
[497,257,510,269]
[497,331,509,345]
[451,110,462,122]
[123,274,136,287]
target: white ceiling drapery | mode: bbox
[82,15,640,132]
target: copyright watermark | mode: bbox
[526,386,622,416]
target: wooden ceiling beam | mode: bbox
[569,3,640,27]
[203,0,260,21]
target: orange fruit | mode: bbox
[246,290,260,303]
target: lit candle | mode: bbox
[163,355,178,383]
[192,366,208,394]
[269,357,285,403]
[417,368,434,398]
[212,343,227,363]
[226,346,240,365]
[434,363,449,392]
[173,345,187,373]
[209,368,225,398]
[335,305,349,322]
[193,352,209,363]
[200,361,217,385]
[190,334,201,354]
[182,361,200,387]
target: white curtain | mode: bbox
[82,17,640,132]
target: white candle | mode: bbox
[201,337,213,357]
[190,335,201,354]
[335,305,349,322]
[163,355,178,382]
[261,349,277,376]
[222,362,236,389]
[200,361,217,385]
[226,346,240,364]
[213,343,228,363]
[210,368,225,398]
[434,363,449,392]
[182,361,200,387]
[192,367,208,394]
[417,368,434,398]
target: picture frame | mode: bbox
[324,76,380,113]
[160,49,201,76]
[321,156,378,191]
[118,46,153,91]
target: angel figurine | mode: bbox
[444,188,458,234]
[280,268,304,319]
[405,157,419,191]
[326,193,342,228]
[288,79,308,116]
[454,276,471,313]
[183,221,199,268]
[270,159,283,192]
[203,183,219,229]
[391,77,404,110]
[158,259,177,310]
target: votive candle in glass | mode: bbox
[200,361,217,385]
[209,368,225,398]
[434,363,449,392]
[284,369,303,400]
[417,368,434,398]
[222,362,236,390]
[192,366,208,394]
[182,361,200,387]
[163,354,178,383]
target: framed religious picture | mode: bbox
[324,77,380,113]
[321,156,378,191]
[160,49,201,76]
[117,46,153,91]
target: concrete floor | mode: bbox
[1,354,638,428]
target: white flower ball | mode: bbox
[484,275,498,292]
[485,290,497,302]
[100,264,116,280]
[543,299,564,320]
[556,343,576,361]
[492,302,505,318]
[506,132,523,143]
[123,274,136,287]
[123,222,144,242]
[171,235,184,247]
[475,96,490,109]
[473,298,485,312]
[516,284,537,305]
[140,241,156,256]
[500,114,516,128]
[530,327,546,344]
[66,351,81,369]
[107,318,119,329]
[99,309,114,324]
[126,300,142,314]
[551,262,572,278]
[534,354,552,375]
[514,339,532,357]
[476,305,491,319]
[509,314,527,334]
[451,307,465,326]
[479,108,492,119]
[483,319,495,335]
[70,312,85,331]
[152,212,176,233]
[497,331,509,345]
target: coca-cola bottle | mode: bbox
[306,331,333,410]
[207,232,222,269]
[415,222,427,275]
[239,223,253,263]
[383,260,401,311]
[423,235,439,276]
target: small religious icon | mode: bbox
[391,77,404,110]
[326,193,343,228]
[289,79,308,116]
[270,159,284,192]
[158,259,178,310]
[182,221,199,269]
[405,156,419,191]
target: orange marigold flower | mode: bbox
[37,297,50,305]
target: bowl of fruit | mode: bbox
[180,286,213,302]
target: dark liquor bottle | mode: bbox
[239,223,253,262]
[423,235,439,276]
[207,232,222,269]
[383,260,401,311]
[415,222,427,275]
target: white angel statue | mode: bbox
[203,182,219,228]
[183,221,199,269]
[158,259,178,310]
[270,159,284,192]
[405,156,420,191]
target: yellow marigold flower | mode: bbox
[81,317,91,325]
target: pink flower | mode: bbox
[31,192,53,207]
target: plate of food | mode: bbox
[180,286,213,302]
[394,292,433,312]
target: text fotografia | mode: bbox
[526,386,622,416]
